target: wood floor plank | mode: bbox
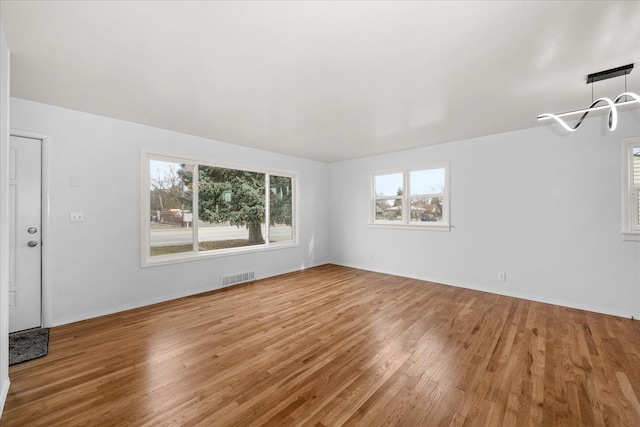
[1,264,639,426]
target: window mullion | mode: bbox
[412,193,444,198]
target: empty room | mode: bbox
[1,1,639,425]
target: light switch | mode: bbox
[70,176,81,188]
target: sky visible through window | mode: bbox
[375,169,445,196]
[410,169,445,194]
[375,173,403,196]
[150,159,178,188]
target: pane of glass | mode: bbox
[375,199,402,221]
[375,173,403,197]
[410,168,445,195]
[269,175,293,242]
[410,196,443,222]
[149,160,194,256]
[633,147,640,186]
[197,165,266,251]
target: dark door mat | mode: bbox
[9,328,49,366]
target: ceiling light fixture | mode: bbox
[537,63,639,132]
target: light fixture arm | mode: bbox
[538,97,618,132]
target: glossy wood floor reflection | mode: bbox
[2,265,640,426]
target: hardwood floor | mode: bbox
[2,264,639,426]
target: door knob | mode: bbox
[27,227,38,234]
[27,240,38,247]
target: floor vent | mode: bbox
[221,271,255,286]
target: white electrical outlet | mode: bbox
[498,272,506,281]
[70,212,84,223]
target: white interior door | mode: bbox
[9,135,42,333]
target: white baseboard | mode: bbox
[51,284,226,327]
[330,261,637,320]
[49,260,632,328]
[255,261,330,282]
[0,377,10,418]
[50,261,330,328]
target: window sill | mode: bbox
[369,222,451,232]
[622,232,640,242]
[142,241,300,268]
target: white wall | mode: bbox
[10,98,331,326]
[330,111,640,318]
[0,24,10,415]
[7,94,640,333]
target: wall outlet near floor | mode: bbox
[70,212,84,223]
[497,272,507,281]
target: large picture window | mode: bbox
[143,153,297,266]
[622,137,640,241]
[371,163,449,230]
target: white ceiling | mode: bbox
[1,1,639,162]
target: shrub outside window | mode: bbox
[371,163,449,230]
[143,153,297,266]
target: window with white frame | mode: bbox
[371,163,449,229]
[143,153,297,266]
[622,137,640,241]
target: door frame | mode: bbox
[9,129,51,328]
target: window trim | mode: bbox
[622,137,640,241]
[370,162,450,231]
[141,150,299,267]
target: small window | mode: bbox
[371,163,449,230]
[622,137,640,241]
[143,152,298,266]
